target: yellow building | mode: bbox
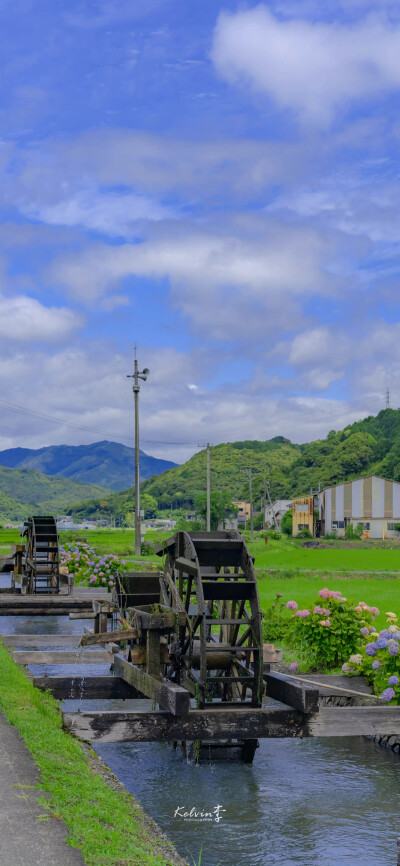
[233,501,251,524]
[292,496,314,536]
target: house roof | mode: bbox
[321,474,400,493]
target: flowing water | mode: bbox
[2,610,400,866]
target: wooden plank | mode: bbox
[309,706,400,737]
[2,634,82,647]
[33,675,141,700]
[80,627,138,646]
[12,650,113,665]
[174,557,198,575]
[0,608,92,616]
[69,611,95,619]
[62,704,400,743]
[62,705,304,743]
[202,581,255,600]
[0,596,95,608]
[297,674,372,697]
[114,654,190,716]
[92,600,115,614]
[128,606,186,631]
[265,670,319,714]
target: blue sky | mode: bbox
[1,0,400,462]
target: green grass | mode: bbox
[257,572,400,633]
[248,537,400,572]
[0,642,181,866]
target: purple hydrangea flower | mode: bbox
[376,638,389,649]
[372,660,380,670]
[391,631,400,641]
[379,629,391,639]
[365,642,377,656]
[389,641,399,656]
[360,627,369,636]
[388,676,399,687]
[381,688,396,702]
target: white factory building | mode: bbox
[264,500,292,530]
[319,475,400,539]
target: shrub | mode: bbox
[296,528,312,539]
[262,594,288,643]
[284,589,374,669]
[59,541,125,590]
[266,529,281,540]
[342,609,400,703]
[345,523,363,540]
[281,509,293,535]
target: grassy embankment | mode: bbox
[0,640,183,866]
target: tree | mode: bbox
[281,509,293,535]
[194,491,237,531]
[140,494,158,518]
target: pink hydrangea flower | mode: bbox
[329,591,342,599]
[286,601,298,611]
[370,607,380,616]
[102,577,106,583]
[296,609,310,618]
[319,588,330,599]
[290,662,298,672]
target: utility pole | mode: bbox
[198,443,212,531]
[206,443,211,532]
[249,468,254,542]
[127,351,149,556]
[240,468,256,541]
[264,476,278,531]
[386,388,390,410]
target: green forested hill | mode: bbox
[66,409,400,520]
[0,466,111,523]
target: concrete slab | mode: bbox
[0,713,85,866]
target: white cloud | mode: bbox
[4,131,307,223]
[211,8,400,126]
[0,326,398,464]
[0,294,83,342]
[48,221,334,338]
[22,189,172,236]
[277,321,400,392]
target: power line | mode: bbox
[0,399,198,448]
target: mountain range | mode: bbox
[0,440,177,491]
[3,408,400,523]
[66,408,400,520]
[0,466,111,523]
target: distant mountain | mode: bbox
[0,440,177,491]
[65,408,400,521]
[0,466,111,523]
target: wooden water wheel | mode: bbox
[157,531,263,711]
[22,515,60,593]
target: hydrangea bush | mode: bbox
[342,609,400,704]
[59,541,125,591]
[285,588,375,669]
